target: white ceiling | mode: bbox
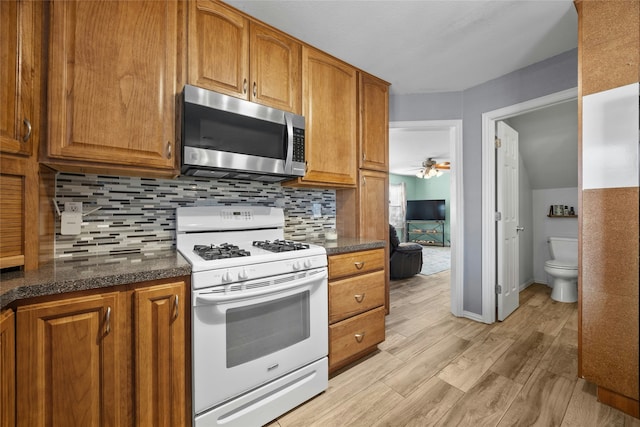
[227,0,579,185]
[226,0,577,94]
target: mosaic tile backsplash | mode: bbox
[55,173,336,259]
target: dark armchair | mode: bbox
[389,224,423,279]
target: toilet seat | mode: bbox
[545,260,577,270]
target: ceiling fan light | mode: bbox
[436,170,443,177]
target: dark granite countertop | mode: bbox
[0,250,191,309]
[309,237,386,255]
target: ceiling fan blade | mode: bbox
[435,162,450,169]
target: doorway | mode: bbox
[389,120,464,317]
[480,88,578,323]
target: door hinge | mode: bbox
[496,284,502,294]
[495,137,502,148]
[495,211,502,221]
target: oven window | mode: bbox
[226,291,310,368]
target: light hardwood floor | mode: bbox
[268,271,640,427]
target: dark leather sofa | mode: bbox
[389,224,423,279]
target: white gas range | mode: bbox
[176,205,328,427]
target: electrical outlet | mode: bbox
[65,202,83,213]
[312,203,322,218]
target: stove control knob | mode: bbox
[222,271,234,282]
[292,261,301,271]
[303,259,313,269]
[238,269,249,281]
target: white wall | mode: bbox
[532,187,579,284]
[519,155,534,289]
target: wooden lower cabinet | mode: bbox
[328,248,386,373]
[1,309,16,427]
[15,277,190,426]
[17,292,122,426]
[134,282,188,427]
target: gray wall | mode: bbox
[390,48,578,315]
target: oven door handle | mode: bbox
[195,271,328,305]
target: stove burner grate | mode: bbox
[252,239,310,253]
[193,243,251,261]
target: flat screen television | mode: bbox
[405,199,446,221]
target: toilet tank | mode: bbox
[548,237,578,262]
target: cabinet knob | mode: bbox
[354,332,365,343]
[354,293,365,303]
[23,118,32,142]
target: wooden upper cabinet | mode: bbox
[359,73,390,171]
[45,0,181,175]
[188,0,301,114]
[17,293,123,426]
[0,0,39,157]
[250,23,302,113]
[286,46,357,188]
[188,0,249,98]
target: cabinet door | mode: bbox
[47,0,179,172]
[250,22,302,114]
[359,73,389,171]
[188,0,249,98]
[134,281,187,427]
[0,0,38,156]
[359,170,388,241]
[1,310,15,427]
[299,47,357,187]
[0,155,40,270]
[17,293,122,426]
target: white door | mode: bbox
[496,121,519,321]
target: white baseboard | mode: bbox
[462,310,487,324]
[519,279,535,292]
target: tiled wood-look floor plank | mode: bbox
[497,367,575,426]
[381,334,471,397]
[372,376,463,427]
[437,333,515,392]
[435,371,522,426]
[270,279,637,427]
[490,330,556,385]
[539,327,579,381]
[562,378,629,427]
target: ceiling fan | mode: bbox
[415,158,450,179]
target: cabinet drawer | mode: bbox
[328,248,384,279]
[329,306,385,370]
[329,270,385,323]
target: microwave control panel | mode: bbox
[293,128,305,162]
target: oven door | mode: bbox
[192,267,328,414]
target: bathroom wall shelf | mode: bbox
[547,215,578,218]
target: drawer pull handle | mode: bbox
[174,294,179,319]
[354,332,365,343]
[354,261,365,270]
[354,293,365,303]
[105,306,111,335]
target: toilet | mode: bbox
[544,237,578,303]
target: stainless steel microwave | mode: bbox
[181,85,306,182]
